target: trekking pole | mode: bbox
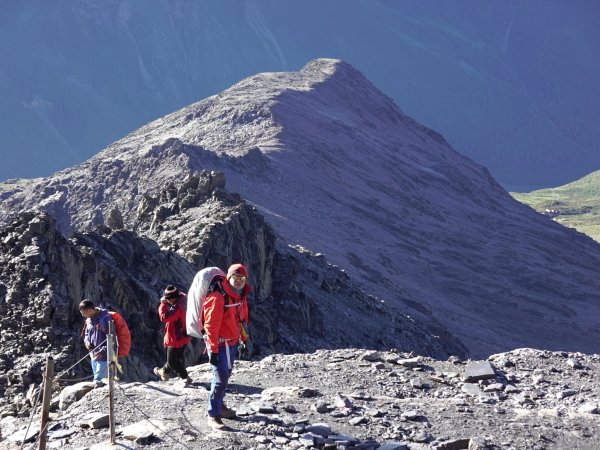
[107,321,116,445]
[38,356,54,450]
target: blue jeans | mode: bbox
[91,358,108,382]
[207,343,238,417]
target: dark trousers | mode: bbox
[162,346,188,379]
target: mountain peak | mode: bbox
[2,61,600,358]
[300,58,358,77]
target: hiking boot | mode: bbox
[207,416,225,430]
[183,377,193,386]
[153,367,170,381]
[220,404,236,419]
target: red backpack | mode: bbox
[108,311,131,358]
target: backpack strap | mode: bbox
[207,277,228,314]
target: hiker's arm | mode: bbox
[83,323,92,349]
[240,298,249,325]
[203,292,224,353]
[158,299,178,323]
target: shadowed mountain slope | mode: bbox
[2,59,600,357]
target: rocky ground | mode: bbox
[2,348,599,450]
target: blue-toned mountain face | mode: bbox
[0,0,599,189]
[3,59,600,357]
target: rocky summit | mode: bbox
[2,348,600,450]
[1,59,600,357]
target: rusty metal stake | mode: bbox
[38,356,54,450]
[107,321,116,444]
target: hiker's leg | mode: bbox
[97,360,108,380]
[162,347,174,375]
[208,346,230,417]
[90,357,99,381]
[169,346,188,379]
[91,358,107,382]
[179,346,188,378]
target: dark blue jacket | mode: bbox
[83,308,112,361]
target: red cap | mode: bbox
[227,263,248,280]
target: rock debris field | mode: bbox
[2,348,599,450]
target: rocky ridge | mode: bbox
[2,348,599,450]
[2,59,600,357]
[0,172,460,422]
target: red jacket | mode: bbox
[158,292,191,348]
[203,280,250,353]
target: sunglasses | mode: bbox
[231,275,247,282]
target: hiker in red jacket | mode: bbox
[204,263,250,430]
[154,285,192,383]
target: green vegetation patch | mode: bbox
[512,170,600,243]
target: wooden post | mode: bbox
[107,321,116,445]
[38,356,54,450]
